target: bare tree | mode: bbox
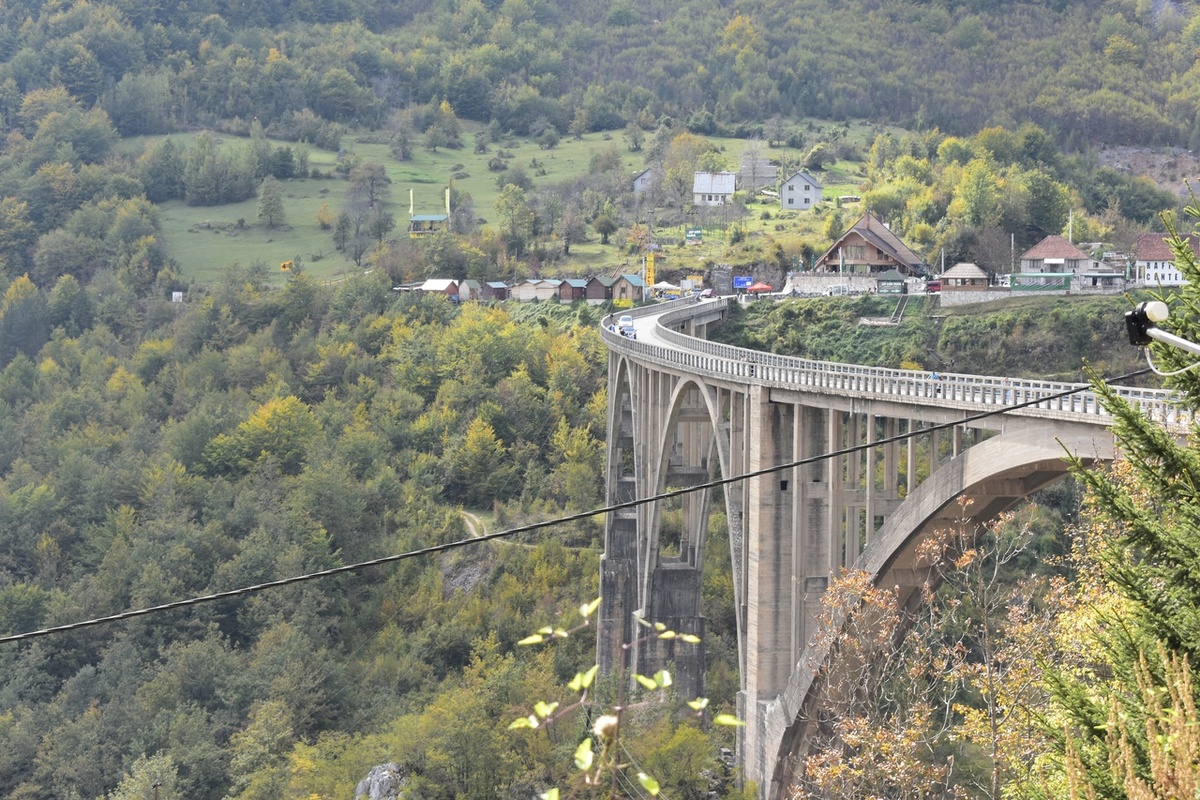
[742,135,765,195]
[968,224,1015,275]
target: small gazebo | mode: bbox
[942,262,990,291]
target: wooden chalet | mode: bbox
[814,211,924,276]
[560,278,588,303]
[611,274,647,303]
[510,279,562,302]
[481,281,509,301]
[585,276,614,304]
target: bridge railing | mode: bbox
[603,296,1192,431]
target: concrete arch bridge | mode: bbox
[596,296,1186,800]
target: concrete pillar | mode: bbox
[740,384,795,794]
[796,404,832,652]
[865,415,877,548]
[907,421,917,496]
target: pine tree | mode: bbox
[1034,203,1200,798]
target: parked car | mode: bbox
[616,314,636,337]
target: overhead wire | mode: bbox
[0,366,1154,646]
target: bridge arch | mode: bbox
[760,424,1115,798]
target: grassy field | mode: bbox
[129,118,892,286]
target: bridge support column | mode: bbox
[738,385,797,795]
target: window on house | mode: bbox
[846,246,866,259]
[788,198,794,205]
[804,184,810,190]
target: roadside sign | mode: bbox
[686,227,703,243]
[733,276,753,290]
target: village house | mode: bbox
[633,166,664,196]
[779,171,823,211]
[738,158,778,193]
[692,172,736,206]
[813,211,924,276]
[1019,235,1092,273]
[408,213,449,237]
[1134,231,1197,287]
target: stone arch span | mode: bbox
[758,422,1116,800]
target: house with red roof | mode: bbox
[1134,231,1198,287]
[1018,235,1092,274]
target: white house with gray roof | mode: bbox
[693,172,736,206]
[780,171,823,211]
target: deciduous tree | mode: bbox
[256,176,285,229]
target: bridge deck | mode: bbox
[605,295,1187,431]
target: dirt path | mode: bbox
[460,510,486,538]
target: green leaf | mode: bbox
[580,664,598,689]
[679,633,702,644]
[580,597,602,618]
[568,664,599,692]
[634,615,652,629]
[634,673,657,689]
[653,621,666,631]
[552,628,569,638]
[574,738,594,770]
[637,772,661,796]
[658,630,676,639]
[534,701,559,718]
[508,715,537,729]
[538,626,555,635]
[654,669,672,687]
[687,697,709,711]
[713,713,746,726]
[518,634,545,646]
[540,789,559,800]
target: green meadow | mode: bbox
[129,119,887,286]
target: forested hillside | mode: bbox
[4,0,1200,148]
[714,293,1149,382]
[0,274,648,799]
